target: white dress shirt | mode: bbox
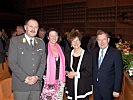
[98,46,109,62]
[25,34,34,46]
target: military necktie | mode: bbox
[30,39,33,48]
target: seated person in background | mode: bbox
[0,31,5,70]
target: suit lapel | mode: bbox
[33,37,39,50]
[100,47,111,68]
[96,48,99,69]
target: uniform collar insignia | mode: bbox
[22,38,26,43]
[35,38,38,44]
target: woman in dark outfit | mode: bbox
[65,29,93,100]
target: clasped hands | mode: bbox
[25,76,38,85]
[113,91,120,98]
[67,71,120,98]
[68,71,77,79]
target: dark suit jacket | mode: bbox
[92,46,123,95]
[8,34,46,91]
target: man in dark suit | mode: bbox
[8,19,46,100]
[92,30,123,100]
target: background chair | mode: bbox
[0,77,14,100]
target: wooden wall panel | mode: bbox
[86,0,133,8]
[86,0,116,8]
[116,29,133,41]
[118,0,133,6]
[26,0,133,8]
[24,0,133,41]
[26,0,86,8]
[46,0,62,6]
[116,22,133,41]
[63,0,86,4]
[26,0,42,8]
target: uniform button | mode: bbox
[32,52,34,55]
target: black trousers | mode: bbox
[94,83,114,100]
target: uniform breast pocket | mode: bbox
[37,49,43,55]
[18,48,25,56]
[18,48,26,62]
[39,51,43,55]
[36,49,43,59]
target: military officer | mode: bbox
[8,19,46,100]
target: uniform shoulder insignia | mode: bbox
[35,37,43,44]
[35,37,43,41]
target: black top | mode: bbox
[55,57,60,79]
[72,56,80,72]
[44,44,64,81]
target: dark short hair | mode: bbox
[39,28,46,33]
[96,30,110,38]
[25,18,39,25]
[67,28,82,43]
[16,25,24,28]
[47,28,59,36]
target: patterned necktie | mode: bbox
[30,39,33,48]
[98,49,103,68]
